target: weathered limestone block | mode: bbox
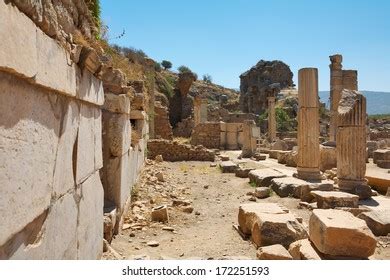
[288,239,322,260]
[376,160,390,169]
[251,212,308,248]
[300,182,334,202]
[309,209,376,258]
[268,150,280,159]
[94,108,103,170]
[277,151,290,164]
[76,104,100,184]
[103,93,130,114]
[77,172,104,259]
[235,166,255,178]
[320,145,337,171]
[256,244,292,260]
[0,0,38,79]
[248,168,287,187]
[0,72,60,247]
[2,192,78,259]
[270,177,309,198]
[373,149,390,163]
[311,191,359,209]
[337,90,371,199]
[238,203,286,234]
[219,161,238,173]
[103,113,131,157]
[285,151,298,167]
[254,187,271,199]
[358,210,390,236]
[77,68,105,106]
[366,141,379,158]
[297,68,321,180]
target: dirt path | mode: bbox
[103,156,390,260]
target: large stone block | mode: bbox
[94,108,103,170]
[226,131,238,150]
[36,27,77,97]
[270,177,308,198]
[251,212,308,248]
[219,161,238,173]
[249,168,287,187]
[256,244,292,260]
[288,239,321,260]
[0,1,38,78]
[238,203,286,235]
[320,145,337,171]
[76,104,99,184]
[3,192,78,260]
[0,72,60,246]
[77,68,104,105]
[103,93,130,114]
[373,149,390,164]
[103,113,131,157]
[358,210,390,236]
[311,191,359,209]
[309,209,376,258]
[77,172,104,259]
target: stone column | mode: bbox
[297,68,321,180]
[337,89,371,199]
[193,96,201,126]
[200,98,208,123]
[329,54,343,141]
[267,95,276,141]
[241,120,256,157]
[342,70,358,90]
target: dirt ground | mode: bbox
[102,154,390,260]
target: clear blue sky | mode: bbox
[101,0,390,91]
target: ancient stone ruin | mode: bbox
[1,0,389,262]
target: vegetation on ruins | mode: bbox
[202,74,213,84]
[161,60,173,70]
[178,65,198,80]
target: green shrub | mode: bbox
[161,60,173,70]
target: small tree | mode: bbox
[161,60,172,70]
[177,65,192,73]
[202,74,212,84]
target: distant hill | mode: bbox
[319,91,390,115]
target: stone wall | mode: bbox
[190,123,221,149]
[154,102,173,140]
[0,0,103,259]
[147,140,215,161]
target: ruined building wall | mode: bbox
[0,1,103,259]
[154,102,173,140]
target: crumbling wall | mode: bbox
[154,102,173,140]
[191,123,221,149]
[0,0,103,259]
[147,140,215,161]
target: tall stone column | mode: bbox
[337,89,371,199]
[241,120,256,157]
[193,96,201,126]
[329,54,343,142]
[297,68,322,180]
[267,95,276,141]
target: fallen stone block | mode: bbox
[238,203,286,234]
[220,155,230,161]
[311,191,359,209]
[376,160,390,169]
[235,166,255,178]
[256,244,293,260]
[268,150,279,159]
[320,145,337,172]
[358,210,390,236]
[277,151,290,164]
[249,168,287,187]
[254,187,271,199]
[251,212,308,248]
[151,205,169,223]
[373,149,390,164]
[300,182,334,202]
[220,161,238,173]
[271,139,288,151]
[288,239,321,260]
[270,177,308,198]
[309,209,377,258]
[252,153,267,161]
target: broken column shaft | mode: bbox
[329,54,343,142]
[267,95,276,141]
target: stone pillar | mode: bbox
[329,54,343,141]
[297,68,321,180]
[337,89,371,199]
[200,98,208,123]
[193,96,201,126]
[342,70,358,90]
[241,120,256,157]
[267,95,276,141]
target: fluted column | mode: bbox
[337,89,371,199]
[329,54,343,141]
[297,68,321,180]
[342,70,358,90]
[267,96,276,141]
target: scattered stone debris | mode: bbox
[358,210,390,236]
[248,168,287,188]
[147,241,160,247]
[254,187,270,199]
[219,161,238,173]
[288,239,322,260]
[256,244,293,260]
[151,205,169,223]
